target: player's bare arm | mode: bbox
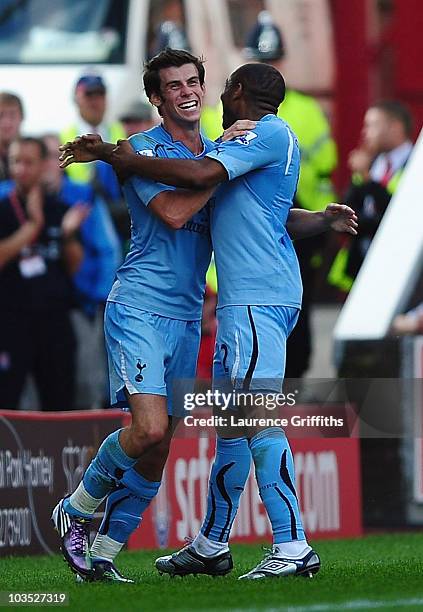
[59,136,224,188]
[59,136,214,227]
[59,135,133,183]
[111,139,227,189]
[59,134,115,166]
[58,119,258,187]
[287,204,358,240]
[149,187,214,229]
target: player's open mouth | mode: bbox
[178,101,198,111]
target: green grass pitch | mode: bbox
[2,533,423,611]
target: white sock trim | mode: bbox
[69,482,105,516]
[90,534,124,562]
[273,539,310,558]
[191,532,229,558]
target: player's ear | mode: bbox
[232,83,243,101]
[149,92,162,110]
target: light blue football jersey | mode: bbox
[206,114,302,309]
[107,124,215,320]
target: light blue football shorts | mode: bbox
[213,305,300,394]
[105,302,201,416]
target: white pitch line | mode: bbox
[215,598,423,612]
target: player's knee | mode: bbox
[144,423,167,446]
[130,422,167,449]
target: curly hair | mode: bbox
[229,63,285,113]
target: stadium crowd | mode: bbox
[0,12,418,412]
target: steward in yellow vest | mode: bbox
[60,73,129,251]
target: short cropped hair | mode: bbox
[143,48,205,99]
[371,100,413,138]
[10,136,48,159]
[0,92,24,118]
[230,63,285,113]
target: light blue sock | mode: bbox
[96,469,161,546]
[64,429,137,516]
[200,437,251,543]
[249,427,305,544]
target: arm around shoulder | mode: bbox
[148,186,214,229]
[113,141,227,190]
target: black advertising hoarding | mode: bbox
[0,410,123,556]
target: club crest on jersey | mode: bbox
[135,360,147,382]
[234,131,258,146]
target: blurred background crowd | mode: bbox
[0,0,421,411]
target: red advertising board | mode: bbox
[0,409,362,557]
[129,435,362,550]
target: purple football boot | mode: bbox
[51,498,93,579]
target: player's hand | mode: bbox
[59,134,104,167]
[324,203,358,235]
[61,202,91,238]
[26,184,44,229]
[110,139,136,182]
[221,120,257,142]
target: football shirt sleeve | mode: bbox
[127,134,175,207]
[205,121,289,180]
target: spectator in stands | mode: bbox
[42,134,121,316]
[392,304,423,335]
[42,133,121,409]
[329,101,414,291]
[119,101,156,138]
[0,137,88,411]
[0,92,24,180]
[60,72,130,251]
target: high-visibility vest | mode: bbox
[201,90,338,211]
[327,244,354,292]
[278,90,337,211]
[60,122,126,184]
[206,257,218,293]
[201,103,224,142]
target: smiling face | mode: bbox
[150,63,205,127]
